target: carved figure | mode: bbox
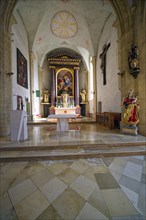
[80,89,86,103]
[99,43,110,85]
[122,89,139,125]
[128,44,140,78]
[43,89,50,103]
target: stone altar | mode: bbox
[48,114,76,131]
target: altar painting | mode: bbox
[57,69,73,96]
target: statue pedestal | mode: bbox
[80,103,87,116]
[121,124,138,136]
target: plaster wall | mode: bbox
[31,56,40,117]
[42,59,51,90]
[96,14,121,113]
[79,63,88,91]
[11,10,30,112]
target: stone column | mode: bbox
[29,52,35,121]
[50,66,56,114]
[0,23,11,136]
[74,67,80,106]
[38,67,44,116]
[92,56,97,119]
[74,67,80,114]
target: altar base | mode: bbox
[57,118,69,131]
[48,114,76,131]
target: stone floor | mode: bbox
[0,157,146,220]
[0,122,146,219]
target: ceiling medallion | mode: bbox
[50,10,78,38]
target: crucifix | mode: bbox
[99,43,111,85]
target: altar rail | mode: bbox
[96,112,121,129]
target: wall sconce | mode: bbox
[6,72,14,77]
[117,71,125,77]
[10,33,14,42]
[32,90,40,97]
[0,71,14,77]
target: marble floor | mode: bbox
[0,122,146,219]
[0,157,146,220]
[0,122,146,148]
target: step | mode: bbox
[0,145,146,162]
[0,141,146,152]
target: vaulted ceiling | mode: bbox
[13,0,116,66]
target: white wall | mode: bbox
[32,55,40,116]
[11,10,30,113]
[42,59,51,90]
[96,14,121,113]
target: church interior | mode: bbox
[0,0,146,219]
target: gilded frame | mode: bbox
[56,68,74,98]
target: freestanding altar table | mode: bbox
[48,114,76,131]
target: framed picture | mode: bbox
[56,68,74,97]
[17,48,28,89]
[17,95,23,110]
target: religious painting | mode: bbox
[17,95,23,110]
[56,68,74,97]
[17,48,28,89]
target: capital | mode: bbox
[74,67,80,70]
[49,66,56,70]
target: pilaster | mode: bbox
[49,66,56,114]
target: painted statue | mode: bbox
[43,89,50,103]
[80,89,86,103]
[122,89,139,125]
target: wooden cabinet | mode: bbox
[96,112,121,129]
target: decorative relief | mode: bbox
[50,10,78,38]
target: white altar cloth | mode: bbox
[54,107,76,115]
[48,114,76,131]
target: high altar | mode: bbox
[47,54,81,115]
[46,54,81,130]
[54,93,76,114]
